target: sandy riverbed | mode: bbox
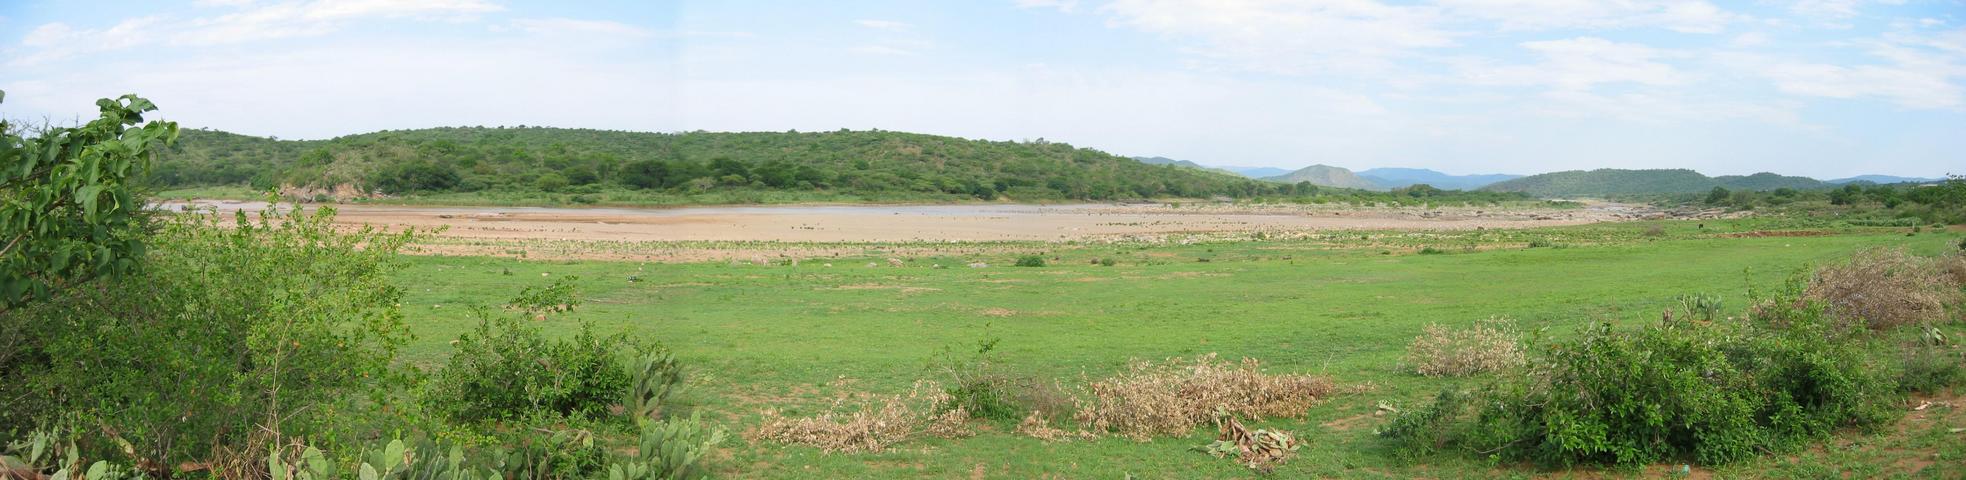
[159,200,1645,243]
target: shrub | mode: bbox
[1805,248,1956,329]
[1403,318,1525,377]
[1,206,417,469]
[1384,298,1900,468]
[1417,246,1446,255]
[1099,258,1117,267]
[748,381,971,453]
[932,338,1072,422]
[1015,255,1046,267]
[427,312,638,422]
[1897,326,1965,393]
[1642,224,1667,237]
[1073,354,1333,440]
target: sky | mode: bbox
[0,0,1961,178]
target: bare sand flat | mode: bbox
[160,201,1642,244]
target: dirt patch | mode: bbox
[825,284,942,294]
[1720,230,1837,238]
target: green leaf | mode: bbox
[359,463,379,480]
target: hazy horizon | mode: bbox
[2,0,1961,179]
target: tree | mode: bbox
[1705,186,1731,205]
[0,91,178,309]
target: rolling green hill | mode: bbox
[156,127,1276,202]
[1261,164,1384,190]
[1480,169,1825,197]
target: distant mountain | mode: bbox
[1262,165,1384,191]
[1480,169,1835,197]
[1131,156,1210,170]
[1713,172,1824,191]
[1356,167,1522,190]
[1219,166,1293,178]
[1129,156,1246,176]
[1826,175,1944,185]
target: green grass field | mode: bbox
[390,220,1964,478]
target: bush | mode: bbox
[1403,318,1525,377]
[932,337,1072,422]
[1805,248,1956,329]
[1897,326,1965,393]
[0,206,416,469]
[1384,296,1900,467]
[1417,246,1446,255]
[1015,255,1046,267]
[427,312,640,422]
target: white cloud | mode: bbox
[854,19,911,30]
[8,0,503,65]
[1098,0,1453,76]
[1736,29,1966,109]
[1462,37,1691,91]
[193,0,258,7]
[1437,0,1735,33]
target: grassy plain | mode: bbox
[389,218,1964,478]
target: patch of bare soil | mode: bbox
[1720,230,1837,238]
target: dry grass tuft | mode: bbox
[1071,354,1332,440]
[1805,248,1957,329]
[1404,317,1525,377]
[747,381,972,453]
[1941,253,1966,290]
[1015,411,1096,442]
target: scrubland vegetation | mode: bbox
[4,94,1965,478]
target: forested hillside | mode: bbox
[1481,168,1826,197]
[156,127,1279,202]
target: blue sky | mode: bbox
[1,0,1961,178]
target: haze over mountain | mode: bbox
[1356,168,1522,190]
[1219,166,1294,179]
[1261,165,1384,191]
[1827,175,1945,185]
[1480,169,1826,197]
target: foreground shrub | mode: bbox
[931,337,1073,422]
[1383,297,1899,467]
[748,381,972,453]
[1804,248,1956,329]
[1,206,416,471]
[1404,318,1525,377]
[1073,354,1333,440]
[259,416,724,480]
[1015,255,1046,267]
[427,313,645,422]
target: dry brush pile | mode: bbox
[748,354,1334,470]
[1067,354,1334,441]
[1803,248,1965,329]
[746,381,972,453]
